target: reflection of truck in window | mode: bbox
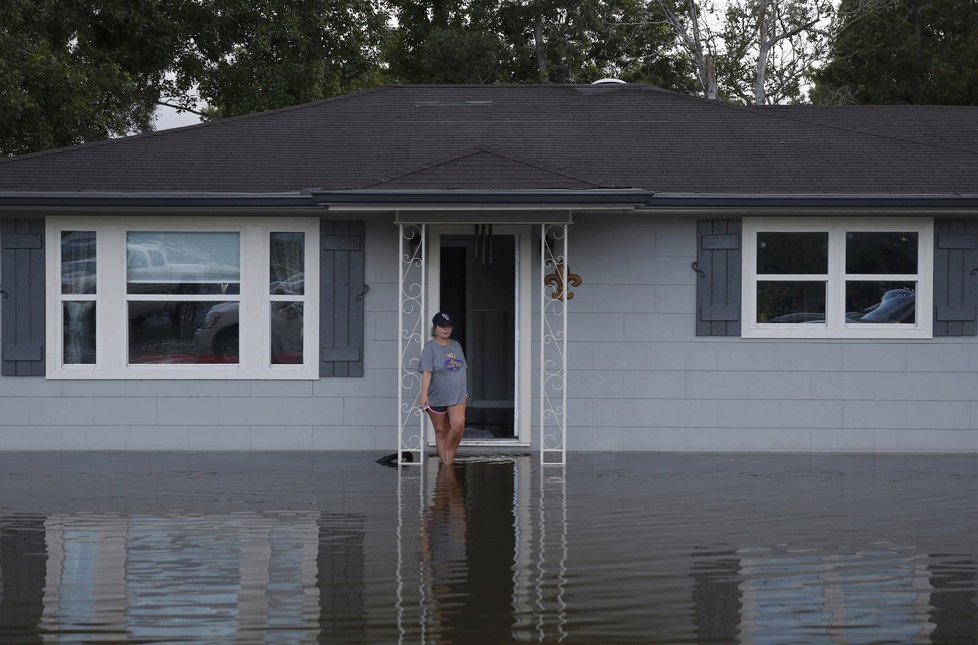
[127,244,217,286]
[126,244,237,334]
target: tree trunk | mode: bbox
[754,0,772,105]
[705,55,718,100]
[433,0,448,29]
[534,16,549,83]
[910,0,923,103]
[687,0,717,99]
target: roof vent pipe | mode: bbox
[591,78,626,85]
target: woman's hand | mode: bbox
[419,393,429,410]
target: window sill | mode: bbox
[47,366,319,380]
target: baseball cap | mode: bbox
[432,312,453,327]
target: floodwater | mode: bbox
[1,452,977,643]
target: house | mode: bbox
[2,82,978,456]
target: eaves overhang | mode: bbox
[644,193,978,211]
[0,191,318,210]
[310,188,656,210]
[0,188,657,212]
[1,190,978,214]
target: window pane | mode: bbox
[63,302,96,364]
[190,302,242,362]
[129,301,238,363]
[846,282,916,324]
[270,232,304,295]
[757,281,827,323]
[127,232,240,294]
[757,232,828,275]
[271,303,304,364]
[61,231,96,295]
[846,232,918,274]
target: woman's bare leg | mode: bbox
[428,410,451,461]
[443,401,467,464]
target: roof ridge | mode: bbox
[362,146,608,189]
[741,104,978,158]
[0,85,396,166]
[477,147,615,187]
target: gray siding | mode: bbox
[3,213,978,452]
[0,218,398,451]
[566,213,978,453]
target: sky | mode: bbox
[154,103,202,131]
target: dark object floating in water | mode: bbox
[376,452,412,467]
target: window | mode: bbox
[742,218,933,338]
[46,217,319,378]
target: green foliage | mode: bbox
[386,0,698,91]
[0,0,182,156]
[813,0,978,105]
[1,0,699,156]
[176,0,389,118]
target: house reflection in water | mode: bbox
[0,511,366,642]
[692,547,978,643]
[1,453,978,642]
[397,455,569,643]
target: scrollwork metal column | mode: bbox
[398,224,426,466]
[540,224,568,467]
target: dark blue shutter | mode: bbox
[696,220,741,336]
[933,219,978,337]
[320,220,365,377]
[1,218,46,376]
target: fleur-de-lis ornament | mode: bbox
[544,262,582,301]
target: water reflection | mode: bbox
[423,464,468,642]
[0,453,977,642]
[397,456,568,642]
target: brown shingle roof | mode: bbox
[1,84,977,195]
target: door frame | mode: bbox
[426,225,532,446]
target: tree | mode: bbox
[812,0,978,105]
[0,0,184,156]
[719,0,834,105]
[385,0,698,91]
[648,0,718,99]
[385,0,507,84]
[651,0,834,104]
[171,0,390,119]
[1,0,391,156]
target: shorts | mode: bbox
[425,405,448,414]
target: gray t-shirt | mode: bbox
[419,339,468,406]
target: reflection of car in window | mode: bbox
[192,302,304,362]
[848,288,915,323]
[769,289,915,324]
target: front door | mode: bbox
[427,226,531,444]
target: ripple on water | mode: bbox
[0,452,976,642]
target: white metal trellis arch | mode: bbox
[398,223,426,466]
[397,220,570,467]
[540,223,568,467]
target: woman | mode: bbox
[419,312,467,464]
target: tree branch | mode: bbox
[156,101,208,117]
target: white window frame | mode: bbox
[46,216,320,379]
[742,217,933,339]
